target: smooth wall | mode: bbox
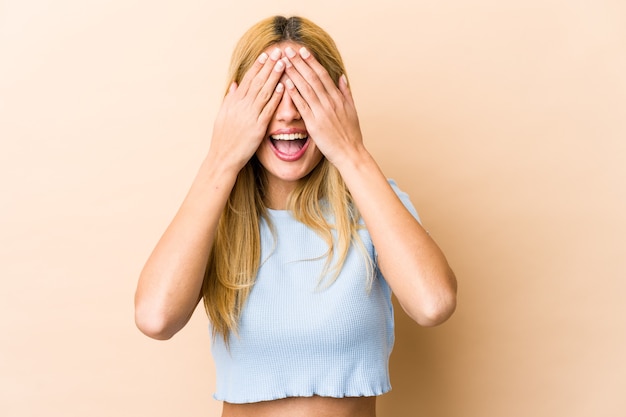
[1,1,624,416]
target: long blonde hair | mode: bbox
[202,16,368,343]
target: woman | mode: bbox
[135,15,457,417]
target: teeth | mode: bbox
[270,133,308,140]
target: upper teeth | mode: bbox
[271,133,308,140]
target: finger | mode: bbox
[282,53,323,110]
[338,74,356,109]
[239,47,283,96]
[284,77,313,120]
[253,58,286,110]
[235,52,268,94]
[258,81,286,124]
[222,81,238,103]
[285,46,341,103]
[298,47,342,98]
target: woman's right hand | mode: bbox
[135,49,287,341]
[209,47,286,171]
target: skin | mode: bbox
[254,42,324,208]
[134,41,457,417]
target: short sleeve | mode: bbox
[388,179,421,224]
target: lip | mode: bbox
[267,128,310,162]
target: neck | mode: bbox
[264,180,297,210]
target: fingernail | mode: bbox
[274,60,284,72]
[270,48,282,60]
[299,47,310,59]
[341,74,348,86]
[276,82,284,93]
[282,57,292,68]
[286,79,295,89]
[285,47,296,58]
[258,52,268,64]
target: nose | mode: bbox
[274,89,301,122]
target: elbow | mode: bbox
[403,271,458,327]
[134,301,179,341]
[412,293,457,327]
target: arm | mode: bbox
[282,47,457,326]
[134,159,237,340]
[333,153,457,326]
[134,49,287,339]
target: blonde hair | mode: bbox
[202,16,369,343]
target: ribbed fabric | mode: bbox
[211,179,420,404]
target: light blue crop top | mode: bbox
[210,179,420,403]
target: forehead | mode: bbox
[264,40,302,54]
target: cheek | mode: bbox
[309,146,324,164]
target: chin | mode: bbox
[266,165,317,183]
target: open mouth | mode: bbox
[269,132,309,156]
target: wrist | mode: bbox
[204,139,250,177]
[195,152,242,191]
[332,143,376,178]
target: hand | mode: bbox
[281,46,364,167]
[209,48,286,171]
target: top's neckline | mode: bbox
[265,207,294,218]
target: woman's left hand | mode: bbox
[283,47,457,328]
[282,46,364,167]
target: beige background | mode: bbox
[1,0,625,416]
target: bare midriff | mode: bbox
[221,395,377,417]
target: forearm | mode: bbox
[134,155,239,339]
[277,44,456,325]
[134,47,288,339]
[336,147,457,326]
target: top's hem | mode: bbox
[213,387,391,404]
